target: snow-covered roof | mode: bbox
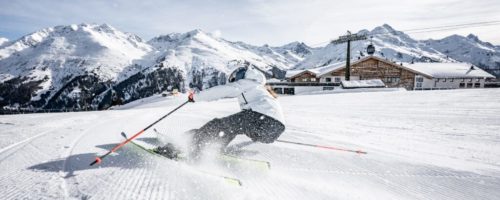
[285,69,311,78]
[311,62,345,77]
[286,62,344,79]
[341,79,386,89]
[403,62,495,79]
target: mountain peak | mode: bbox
[376,23,396,31]
[185,29,210,38]
[148,29,214,46]
[281,41,310,49]
[466,34,480,42]
[381,24,396,31]
[371,24,398,35]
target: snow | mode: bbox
[0,37,8,47]
[341,79,385,88]
[1,89,500,199]
[284,70,304,78]
[266,78,283,83]
[404,62,496,78]
[310,62,345,76]
[285,63,345,79]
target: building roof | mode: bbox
[304,56,428,78]
[403,62,495,79]
[286,62,345,79]
[312,62,345,77]
[285,70,308,78]
[286,56,495,80]
[341,79,386,89]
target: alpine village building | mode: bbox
[268,56,495,95]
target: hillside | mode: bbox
[0,24,154,110]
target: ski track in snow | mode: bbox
[1,89,500,199]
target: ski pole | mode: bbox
[90,100,190,166]
[276,139,367,154]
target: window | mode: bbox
[302,78,307,82]
[469,78,473,82]
[474,83,481,88]
[462,78,465,82]
[273,88,283,94]
[385,77,399,83]
[459,83,465,88]
[311,78,317,82]
[450,78,454,82]
[283,88,295,95]
[334,77,341,82]
[443,78,447,82]
[467,83,473,88]
[416,82,422,88]
[416,77,424,82]
[476,78,481,82]
[325,78,332,82]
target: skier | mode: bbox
[155,65,285,159]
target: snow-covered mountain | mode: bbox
[0,37,8,47]
[295,24,500,78]
[146,29,302,89]
[1,23,499,111]
[232,41,313,67]
[423,34,500,76]
[0,24,156,110]
[0,25,303,111]
[295,24,453,69]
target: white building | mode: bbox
[268,56,496,94]
[404,62,496,90]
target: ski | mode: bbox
[121,132,242,186]
[153,128,271,170]
[219,153,271,170]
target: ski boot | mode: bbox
[153,143,182,159]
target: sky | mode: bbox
[1,0,499,46]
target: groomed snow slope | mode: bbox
[1,89,499,199]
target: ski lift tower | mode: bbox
[331,31,367,81]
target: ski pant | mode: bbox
[191,109,285,155]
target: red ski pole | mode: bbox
[90,100,190,166]
[276,139,367,154]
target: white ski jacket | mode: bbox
[194,67,285,124]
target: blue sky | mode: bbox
[1,0,499,46]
